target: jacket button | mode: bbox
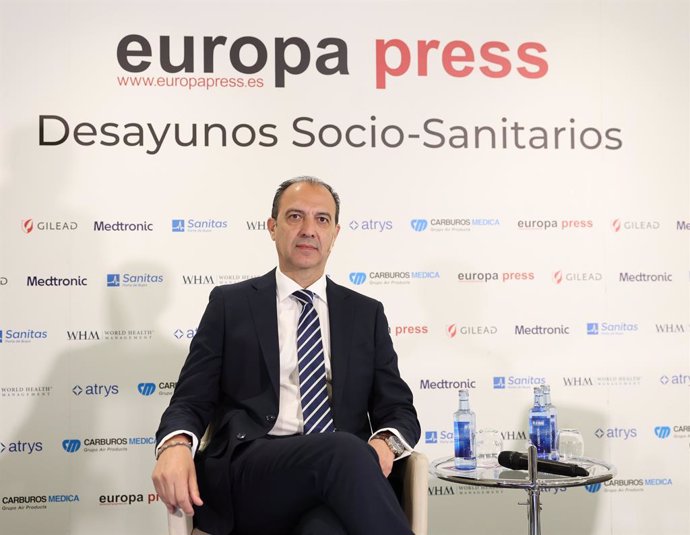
[265,415,276,422]
[236,433,246,440]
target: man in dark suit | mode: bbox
[152,177,420,535]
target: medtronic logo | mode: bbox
[654,426,671,439]
[493,377,506,389]
[62,439,81,453]
[410,219,428,232]
[172,219,185,232]
[93,220,153,232]
[137,383,156,396]
[585,483,602,493]
[349,272,367,285]
[425,431,438,444]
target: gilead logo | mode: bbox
[116,35,349,88]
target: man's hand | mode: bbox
[368,437,395,477]
[151,435,203,515]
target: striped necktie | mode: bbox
[293,289,335,434]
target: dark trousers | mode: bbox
[229,432,413,535]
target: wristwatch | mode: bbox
[376,431,405,457]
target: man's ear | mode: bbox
[267,218,277,241]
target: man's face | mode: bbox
[268,182,340,281]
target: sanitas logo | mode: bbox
[457,271,534,282]
[106,273,164,287]
[0,329,48,344]
[552,270,602,284]
[517,219,592,230]
[424,430,453,444]
[348,219,393,232]
[26,276,87,287]
[21,219,78,234]
[0,440,43,454]
[611,219,660,232]
[424,431,438,444]
[171,218,228,233]
[493,376,545,389]
[586,322,638,335]
[93,220,153,232]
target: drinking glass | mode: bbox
[476,429,503,467]
[556,429,584,460]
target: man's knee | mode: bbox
[327,432,380,471]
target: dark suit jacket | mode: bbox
[156,269,420,534]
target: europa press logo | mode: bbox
[137,383,156,396]
[654,426,671,439]
[62,439,81,453]
[410,219,428,232]
[349,272,367,285]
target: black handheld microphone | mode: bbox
[497,451,589,477]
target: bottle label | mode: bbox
[529,415,553,453]
[454,421,474,458]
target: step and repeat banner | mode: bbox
[1,1,688,534]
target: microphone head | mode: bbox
[497,450,521,468]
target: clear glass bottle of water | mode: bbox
[454,389,476,469]
[529,386,552,459]
[541,384,559,460]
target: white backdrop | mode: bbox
[1,1,689,534]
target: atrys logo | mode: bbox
[106,273,164,287]
[654,426,671,439]
[594,427,637,440]
[62,439,82,453]
[659,373,690,386]
[22,219,78,234]
[446,324,497,338]
[0,440,43,454]
[72,384,119,397]
[552,270,602,284]
[348,219,392,232]
[612,218,660,232]
[137,383,156,396]
[586,322,638,336]
[174,328,198,340]
[172,218,228,233]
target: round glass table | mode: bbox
[430,447,616,535]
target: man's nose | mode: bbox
[299,216,317,236]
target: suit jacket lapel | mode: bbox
[326,278,353,413]
[248,269,280,400]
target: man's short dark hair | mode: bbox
[271,176,341,224]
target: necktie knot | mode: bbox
[293,289,315,307]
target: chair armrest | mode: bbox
[402,451,429,535]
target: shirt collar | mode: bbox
[275,269,328,305]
